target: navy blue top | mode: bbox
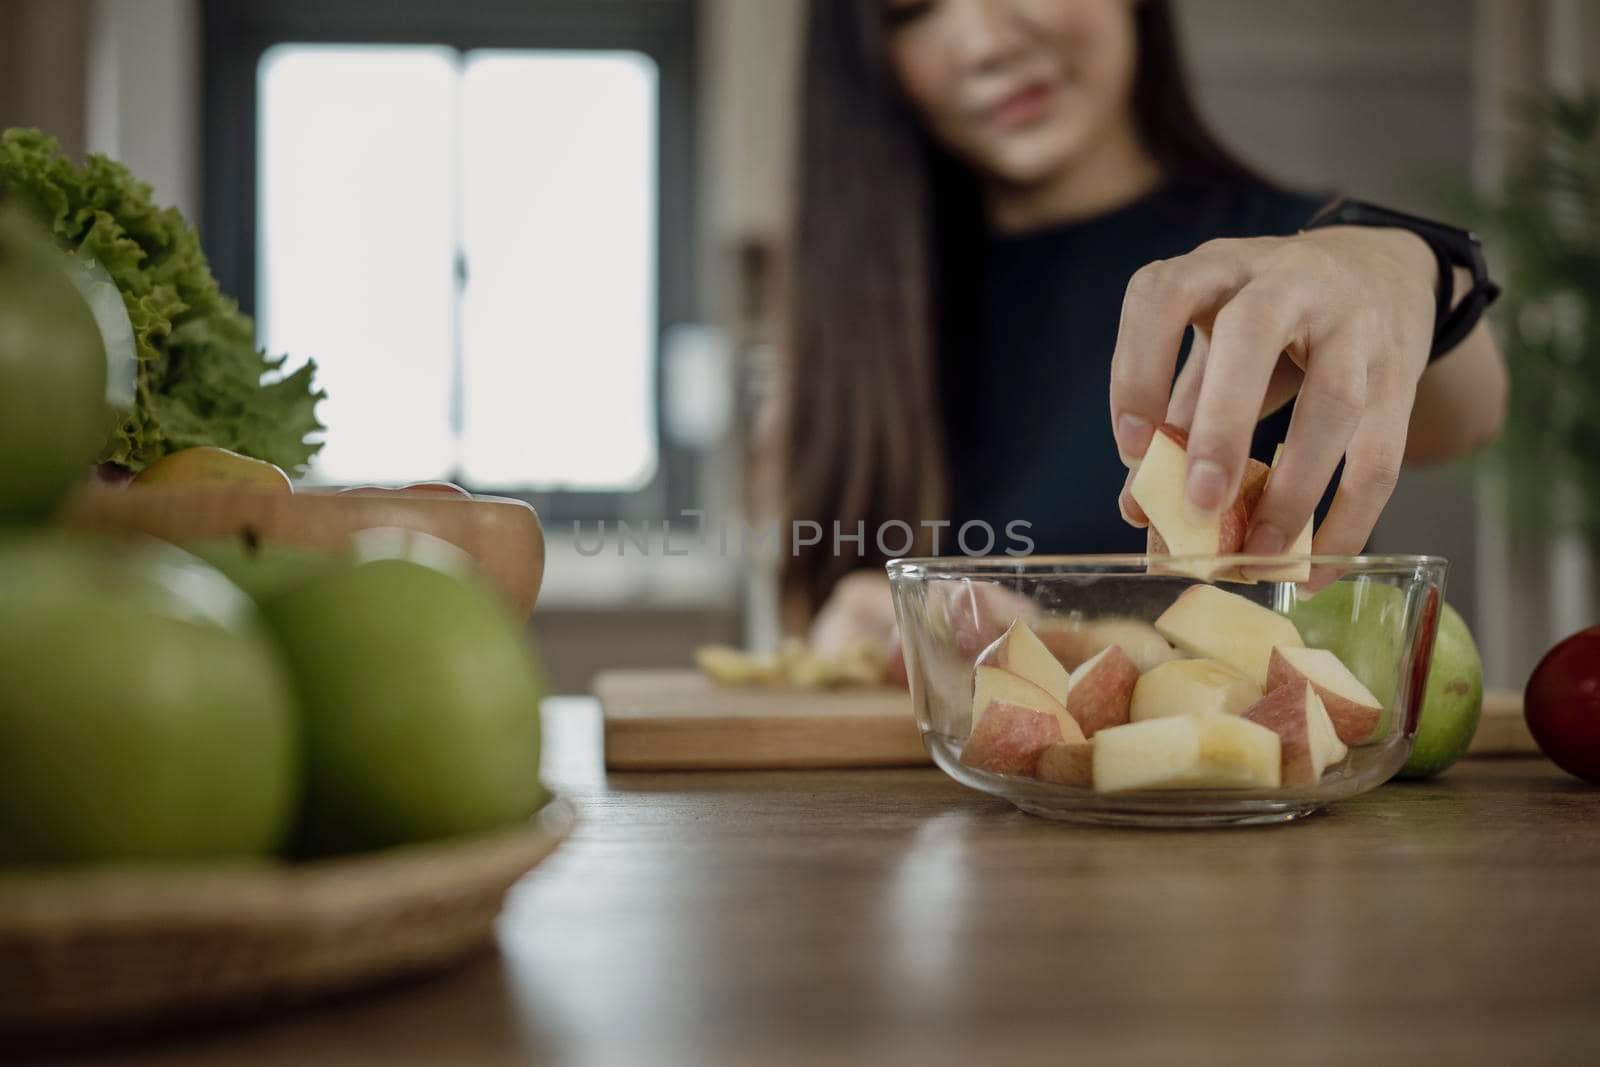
[941,177,1326,554]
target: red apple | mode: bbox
[1525,626,1600,784]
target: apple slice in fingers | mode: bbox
[1091,714,1282,792]
[1035,741,1095,787]
[1241,682,1349,786]
[1154,584,1304,687]
[975,618,1071,707]
[961,666,1081,776]
[1129,658,1262,721]
[1267,646,1385,745]
[1131,424,1269,580]
[1247,444,1313,583]
[1065,644,1140,736]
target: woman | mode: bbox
[778,0,1506,651]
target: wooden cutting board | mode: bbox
[596,669,928,771]
[596,671,1533,772]
[1468,689,1536,756]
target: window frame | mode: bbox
[201,0,701,524]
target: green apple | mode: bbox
[0,206,110,523]
[260,554,547,854]
[1291,579,1408,710]
[1397,601,1483,779]
[1292,580,1484,779]
[0,535,300,863]
[187,536,348,603]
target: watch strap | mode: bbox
[1302,197,1499,362]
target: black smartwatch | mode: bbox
[1303,197,1500,361]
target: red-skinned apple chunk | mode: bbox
[961,666,1080,776]
[1132,423,1271,579]
[976,619,1072,707]
[1267,647,1384,745]
[1129,658,1262,721]
[1241,681,1349,786]
[1065,644,1140,737]
[1035,742,1094,787]
[1154,585,1304,688]
[1036,617,1178,673]
[1091,714,1282,792]
[1249,445,1313,583]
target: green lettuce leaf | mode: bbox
[0,128,325,472]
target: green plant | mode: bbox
[0,129,325,474]
[1464,92,1600,545]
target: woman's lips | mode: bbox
[988,83,1055,129]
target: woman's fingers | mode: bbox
[1119,467,1148,528]
[1163,322,1210,432]
[1121,324,1209,527]
[1311,395,1412,559]
[809,571,896,656]
[1244,324,1370,556]
[1109,244,1250,467]
[1259,356,1305,421]
[1183,277,1308,523]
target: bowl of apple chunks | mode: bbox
[886,555,1447,826]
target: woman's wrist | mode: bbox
[1371,226,1440,294]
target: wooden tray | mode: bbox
[0,798,573,1033]
[598,669,928,771]
[58,485,546,620]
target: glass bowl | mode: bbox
[887,554,1447,827]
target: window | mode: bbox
[259,46,658,489]
[204,0,697,517]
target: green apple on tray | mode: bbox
[0,137,550,870]
[0,528,551,866]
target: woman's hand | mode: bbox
[1109,226,1440,559]
[808,571,1040,689]
[808,571,900,659]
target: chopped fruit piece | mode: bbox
[960,671,1075,780]
[1092,714,1282,792]
[1035,741,1094,787]
[1036,616,1179,673]
[969,664,1085,742]
[961,665,1082,776]
[961,703,1062,776]
[1064,645,1140,737]
[1154,584,1304,687]
[1267,646,1384,745]
[976,618,1072,707]
[1131,423,1269,579]
[1249,445,1313,582]
[1129,658,1262,721]
[1241,681,1349,786]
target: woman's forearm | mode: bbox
[1404,259,1508,465]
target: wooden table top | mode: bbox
[48,698,1600,1067]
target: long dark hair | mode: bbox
[778,0,1259,624]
